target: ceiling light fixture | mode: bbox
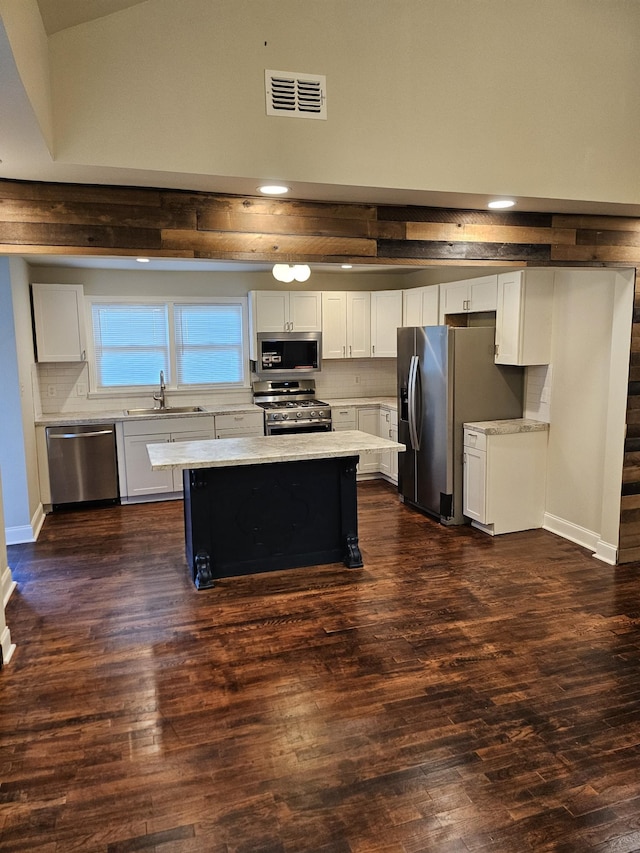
[272,264,311,283]
[136,257,150,263]
[488,199,515,209]
[341,264,353,269]
[258,184,290,195]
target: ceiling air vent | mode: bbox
[265,70,327,120]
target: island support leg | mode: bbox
[340,457,363,568]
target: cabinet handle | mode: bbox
[494,344,499,356]
[343,346,346,356]
[349,345,352,356]
[372,345,375,355]
[81,349,86,361]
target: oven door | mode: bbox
[266,421,332,436]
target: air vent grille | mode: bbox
[265,70,327,120]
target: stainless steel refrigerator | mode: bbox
[397,325,523,524]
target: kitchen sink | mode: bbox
[125,406,206,415]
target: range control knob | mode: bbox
[317,411,324,418]
[296,411,303,419]
[272,413,281,421]
[282,413,289,420]
[309,411,317,418]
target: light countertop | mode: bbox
[34,403,261,427]
[326,397,397,409]
[463,418,549,435]
[147,429,405,470]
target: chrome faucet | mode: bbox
[153,370,166,409]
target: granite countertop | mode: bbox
[147,429,406,470]
[325,397,397,409]
[34,403,262,427]
[463,418,549,435]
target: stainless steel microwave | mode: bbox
[255,331,322,376]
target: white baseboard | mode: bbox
[543,513,602,557]
[1,563,16,608]
[5,502,45,545]
[1,625,15,665]
[593,539,618,565]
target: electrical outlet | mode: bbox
[47,385,56,398]
[76,383,87,397]
[354,375,361,384]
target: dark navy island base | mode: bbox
[183,455,363,589]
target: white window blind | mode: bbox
[174,303,244,386]
[91,303,169,388]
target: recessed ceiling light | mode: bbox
[341,264,353,269]
[488,199,515,209]
[136,257,150,263]
[258,184,290,195]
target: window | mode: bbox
[174,303,244,386]
[89,298,247,391]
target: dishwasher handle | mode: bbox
[48,429,114,439]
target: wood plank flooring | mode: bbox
[3,481,640,852]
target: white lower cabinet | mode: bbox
[214,411,264,439]
[121,416,215,502]
[463,425,548,535]
[356,407,380,474]
[331,406,357,431]
[378,407,398,483]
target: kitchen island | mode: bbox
[147,430,405,589]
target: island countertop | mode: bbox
[147,429,405,471]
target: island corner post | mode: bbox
[183,455,363,589]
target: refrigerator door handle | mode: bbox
[408,355,420,451]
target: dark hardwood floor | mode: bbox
[2,481,640,853]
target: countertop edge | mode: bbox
[463,418,550,435]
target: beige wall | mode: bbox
[40,0,640,206]
[544,268,633,559]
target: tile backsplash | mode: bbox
[36,358,398,415]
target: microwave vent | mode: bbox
[265,70,327,119]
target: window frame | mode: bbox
[85,295,250,395]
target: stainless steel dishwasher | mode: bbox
[46,423,119,507]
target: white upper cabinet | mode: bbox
[370,290,403,357]
[250,290,322,333]
[322,291,371,359]
[495,269,554,365]
[402,285,440,327]
[31,283,87,362]
[438,274,498,323]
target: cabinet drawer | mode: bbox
[463,429,487,452]
[332,407,357,428]
[215,412,264,432]
[123,415,215,436]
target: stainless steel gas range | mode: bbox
[252,379,332,435]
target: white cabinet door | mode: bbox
[321,291,347,358]
[463,445,487,522]
[123,434,174,498]
[469,276,498,312]
[252,291,289,332]
[357,407,380,473]
[346,291,371,358]
[440,280,469,318]
[322,291,371,359]
[289,291,322,331]
[371,290,403,357]
[495,269,554,365]
[403,286,439,327]
[439,275,498,322]
[31,283,86,362]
